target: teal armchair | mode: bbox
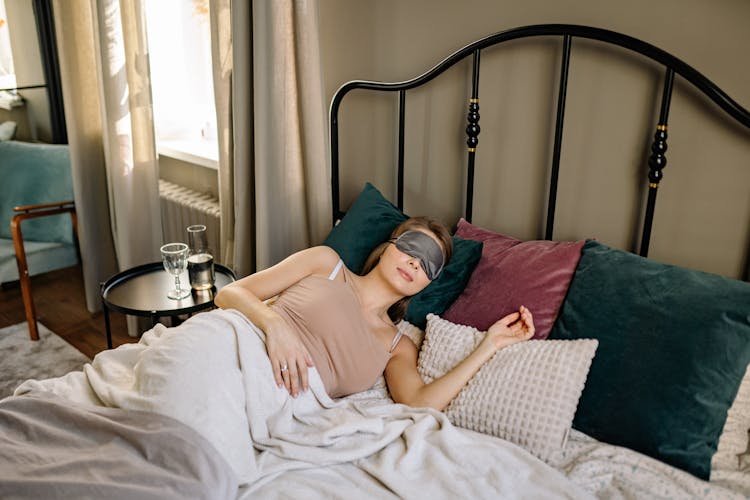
[0,140,79,340]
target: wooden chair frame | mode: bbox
[10,200,79,341]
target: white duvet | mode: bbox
[16,309,591,499]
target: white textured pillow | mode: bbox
[418,314,598,462]
[713,364,750,471]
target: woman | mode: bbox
[215,216,534,410]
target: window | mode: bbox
[0,0,17,90]
[144,0,218,169]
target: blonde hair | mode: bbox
[361,216,453,322]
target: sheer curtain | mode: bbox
[53,0,162,325]
[209,0,330,278]
[54,0,329,322]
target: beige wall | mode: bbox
[319,0,750,279]
[4,0,53,142]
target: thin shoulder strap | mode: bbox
[389,330,404,353]
[328,259,344,280]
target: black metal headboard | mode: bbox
[329,24,750,261]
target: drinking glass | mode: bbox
[160,242,191,299]
[186,224,215,290]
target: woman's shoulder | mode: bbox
[304,245,344,276]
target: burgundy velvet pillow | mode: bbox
[443,219,584,339]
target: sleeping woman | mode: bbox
[215,216,535,409]
[7,217,584,498]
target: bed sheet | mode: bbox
[554,430,750,499]
[348,377,750,499]
[12,310,747,499]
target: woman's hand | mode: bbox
[265,322,315,397]
[481,305,535,353]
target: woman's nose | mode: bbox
[407,257,419,269]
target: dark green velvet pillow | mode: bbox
[323,182,483,329]
[549,239,750,480]
[323,183,408,273]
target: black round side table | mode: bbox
[100,261,236,349]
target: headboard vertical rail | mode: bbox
[545,34,573,240]
[465,49,482,222]
[640,68,675,257]
[397,90,406,210]
[331,98,342,224]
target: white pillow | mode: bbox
[418,314,598,462]
[713,364,750,471]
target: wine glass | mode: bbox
[160,243,191,299]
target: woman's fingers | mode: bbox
[502,306,535,339]
[280,360,291,392]
[299,358,309,394]
[277,354,313,397]
[497,311,520,326]
[272,356,285,388]
[520,306,535,338]
[288,361,300,397]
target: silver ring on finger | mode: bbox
[280,362,288,373]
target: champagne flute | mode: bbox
[160,243,191,299]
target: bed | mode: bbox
[2,24,749,499]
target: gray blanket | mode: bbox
[0,392,238,499]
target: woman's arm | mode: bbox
[214,245,340,396]
[385,306,534,411]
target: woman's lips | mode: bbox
[397,267,413,282]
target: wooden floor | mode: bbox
[0,265,137,359]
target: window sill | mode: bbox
[157,138,218,170]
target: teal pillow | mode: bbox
[549,239,750,480]
[323,183,407,273]
[323,183,482,328]
[0,141,74,244]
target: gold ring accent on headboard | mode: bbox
[656,124,668,131]
[649,182,659,188]
[467,148,476,153]
[469,98,479,103]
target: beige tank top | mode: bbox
[270,260,400,398]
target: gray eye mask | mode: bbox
[391,230,445,281]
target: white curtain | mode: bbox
[252,0,330,270]
[208,0,246,273]
[53,0,117,312]
[92,0,162,269]
[53,0,162,333]
[209,0,330,277]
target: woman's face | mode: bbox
[379,228,444,296]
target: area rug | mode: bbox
[0,322,90,399]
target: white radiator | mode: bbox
[159,179,221,259]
